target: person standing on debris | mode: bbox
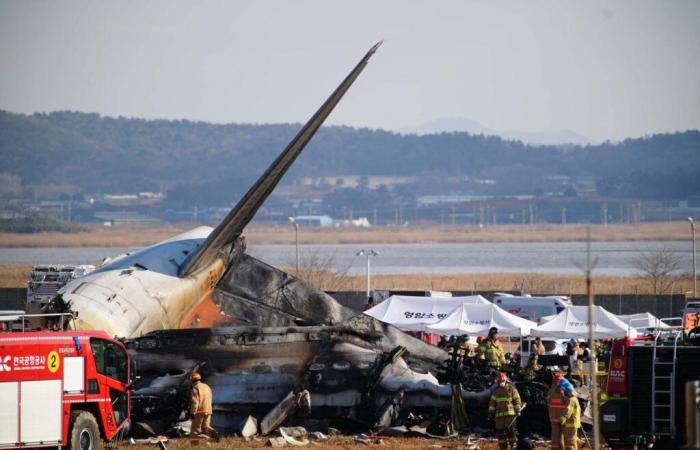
[190,372,216,438]
[521,353,541,381]
[547,373,566,450]
[485,327,506,369]
[476,336,487,360]
[532,337,546,356]
[580,342,593,386]
[489,372,522,450]
[558,378,581,450]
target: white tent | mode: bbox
[617,313,671,331]
[363,295,490,332]
[425,303,537,337]
[531,305,636,339]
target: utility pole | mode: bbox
[356,249,380,303]
[602,204,608,226]
[689,217,697,297]
[574,227,600,450]
[288,217,299,276]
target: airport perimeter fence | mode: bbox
[1,287,690,322]
[329,290,690,319]
[0,288,26,311]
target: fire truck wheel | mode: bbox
[68,411,102,450]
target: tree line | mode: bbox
[1,110,698,207]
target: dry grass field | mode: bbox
[343,272,692,296]
[0,221,690,248]
[0,264,33,288]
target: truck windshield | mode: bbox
[91,338,128,384]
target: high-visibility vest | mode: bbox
[485,342,504,367]
[488,385,522,418]
[523,363,540,381]
[191,381,213,414]
[477,343,488,360]
[560,395,581,428]
[547,385,566,424]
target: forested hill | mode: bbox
[1,110,699,202]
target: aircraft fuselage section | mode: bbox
[58,226,227,338]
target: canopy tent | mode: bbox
[617,312,671,331]
[425,303,537,337]
[363,295,490,332]
[531,305,636,339]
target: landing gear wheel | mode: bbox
[68,411,102,450]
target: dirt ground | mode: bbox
[125,435,553,450]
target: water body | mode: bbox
[0,241,692,276]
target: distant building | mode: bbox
[292,215,334,227]
[92,211,160,224]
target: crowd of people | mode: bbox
[436,327,600,450]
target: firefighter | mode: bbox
[558,378,581,450]
[532,337,546,356]
[190,372,217,438]
[521,353,541,381]
[547,373,566,450]
[488,372,522,450]
[485,327,506,369]
[476,336,487,360]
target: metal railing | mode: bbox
[0,312,76,332]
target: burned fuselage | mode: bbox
[126,324,500,435]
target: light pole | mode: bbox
[289,217,299,277]
[689,217,697,298]
[356,249,380,303]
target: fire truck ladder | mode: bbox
[651,329,681,436]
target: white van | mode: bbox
[494,293,571,323]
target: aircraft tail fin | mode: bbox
[180,42,382,277]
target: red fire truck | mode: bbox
[601,304,700,449]
[0,314,131,450]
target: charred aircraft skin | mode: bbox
[126,325,496,435]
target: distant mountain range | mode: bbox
[1,110,698,206]
[399,116,593,146]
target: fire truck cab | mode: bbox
[0,319,130,450]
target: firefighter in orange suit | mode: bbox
[559,378,581,450]
[488,372,522,450]
[190,372,216,437]
[547,373,566,450]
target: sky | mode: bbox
[0,0,698,142]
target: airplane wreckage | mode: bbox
[47,43,575,437]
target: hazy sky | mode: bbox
[1,0,698,141]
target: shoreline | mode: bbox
[0,221,691,248]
